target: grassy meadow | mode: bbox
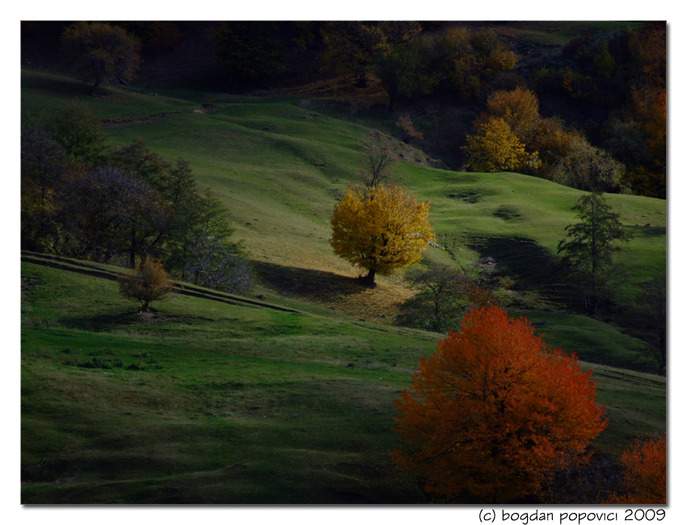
[21,259,665,503]
[20,66,667,503]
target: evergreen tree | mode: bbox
[558,193,632,314]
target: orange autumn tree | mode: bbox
[607,434,667,504]
[392,306,607,502]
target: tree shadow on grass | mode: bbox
[252,261,368,303]
[465,234,574,306]
[61,311,148,332]
[626,224,666,238]
[62,309,216,332]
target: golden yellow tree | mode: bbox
[330,185,435,287]
[484,86,541,142]
[463,117,539,173]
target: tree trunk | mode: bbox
[361,268,376,288]
[129,225,137,269]
[89,79,101,96]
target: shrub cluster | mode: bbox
[21,105,253,294]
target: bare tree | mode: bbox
[185,236,254,294]
[356,132,396,192]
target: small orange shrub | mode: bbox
[118,255,173,311]
[607,435,666,504]
[395,115,424,143]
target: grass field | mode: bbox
[22,67,665,318]
[20,65,667,503]
[21,259,665,503]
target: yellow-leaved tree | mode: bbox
[330,184,435,287]
[483,86,541,143]
[463,116,539,173]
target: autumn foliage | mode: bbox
[392,306,607,502]
[330,185,435,286]
[607,435,667,504]
[483,86,541,142]
[118,255,173,311]
[463,116,539,173]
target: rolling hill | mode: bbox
[21,254,666,503]
[20,65,667,503]
[21,67,666,320]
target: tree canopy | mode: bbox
[330,184,435,287]
[463,116,539,173]
[20,109,250,294]
[393,306,607,502]
[606,434,666,504]
[61,22,141,95]
[557,192,632,314]
[396,263,499,333]
[118,255,173,311]
[320,21,421,88]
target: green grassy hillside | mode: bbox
[21,258,665,503]
[20,66,667,503]
[21,67,665,321]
